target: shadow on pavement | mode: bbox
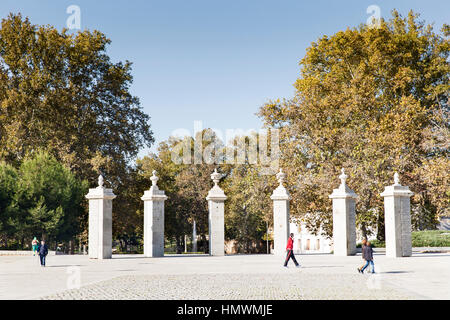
[112,254,209,259]
[380,271,412,274]
[299,265,345,269]
[46,265,84,268]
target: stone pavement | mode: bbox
[0,252,449,300]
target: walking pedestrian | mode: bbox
[357,238,367,273]
[31,237,39,256]
[283,233,300,268]
[359,241,375,274]
[37,240,48,267]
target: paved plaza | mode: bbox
[1,252,449,300]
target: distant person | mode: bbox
[359,241,375,274]
[31,237,39,256]
[357,238,367,273]
[37,240,49,267]
[284,233,300,268]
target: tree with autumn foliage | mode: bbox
[0,14,154,247]
[258,10,449,240]
[137,130,225,253]
[137,130,277,253]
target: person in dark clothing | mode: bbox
[359,241,375,274]
[284,233,300,268]
[38,240,48,267]
[357,238,368,273]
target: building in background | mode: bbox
[289,220,332,254]
[438,217,450,230]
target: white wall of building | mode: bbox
[290,220,333,254]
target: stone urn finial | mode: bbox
[211,168,222,187]
[98,175,104,188]
[394,172,400,186]
[339,168,348,186]
[276,168,287,187]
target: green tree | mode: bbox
[0,13,154,244]
[0,13,153,185]
[258,10,449,240]
[223,163,273,253]
[0,162,18,247]
[13,151,88,244]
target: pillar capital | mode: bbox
[86,175,116,200]
[86,187,116,200]
[329,168,358,200]
[142,170,168,202]
[271,168,291,201]
[206,168,227,201]
[381,173,414,198]
[270,185,291,201]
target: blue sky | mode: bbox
[0,1,448,157]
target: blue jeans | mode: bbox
[361,260,374,273]
[39,255,46,266]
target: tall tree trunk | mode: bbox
[376,214,385,241]
[201,234,208,254]
[361,222,368,240]
[175,236,182,254]
[69,240,74,255]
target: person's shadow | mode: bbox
[379,271,412,274]
[45,265,84,268]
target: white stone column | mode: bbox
[86,175,116,259]
[381,173,414,258]
[142,170,168,258]
[329,169,358,256]
[206,169,227,256]
[270,169,291,256]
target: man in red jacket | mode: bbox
[284,233,300,268]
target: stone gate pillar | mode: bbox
[381,173,414,258]
[270,169,291,256]
[142,170,168,257]
[86,175,116,259]
[329,169,358,256]
[206,169,227,256]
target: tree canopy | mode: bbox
[0,13,154,248]
[0,13,154,185]
[0,151,87,246]
[258,10,449,239]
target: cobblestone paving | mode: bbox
[43,272,414,300]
